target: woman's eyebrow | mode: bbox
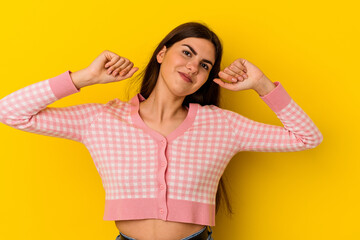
[181,44,214,66]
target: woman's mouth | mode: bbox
[178,72,192,83]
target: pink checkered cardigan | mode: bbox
[0,70,323,226]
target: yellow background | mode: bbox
[0,0,358,239]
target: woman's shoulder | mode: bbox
[197,103,221,111]
[195,103,226,116]
[196,103,239,118]
[101,98,132,113]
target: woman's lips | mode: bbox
[178,72,192,83]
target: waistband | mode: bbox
[118,226,213,240]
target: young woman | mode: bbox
[0,22,323,240]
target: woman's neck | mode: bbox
[139,90,187,123]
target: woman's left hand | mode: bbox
[213,58,268,92]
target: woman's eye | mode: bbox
[201,63,209,70]
[183,50,191,56]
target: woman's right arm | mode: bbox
[0,70,103,143]
[0,50,139,143]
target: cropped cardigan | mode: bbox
[0,70,323,226]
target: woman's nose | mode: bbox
[186,60,199,73]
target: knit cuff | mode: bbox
[48,70,80,99]
[260,81,292,112]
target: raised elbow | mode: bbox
[0,115,33,129]
[304,131,324,149]
[314,131,324,148]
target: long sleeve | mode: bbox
[220,81,323,152]
[0,70,104,143]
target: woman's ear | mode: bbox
[156,46,167,64]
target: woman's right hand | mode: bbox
[85,50,139,85]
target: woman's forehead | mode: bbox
[176,37,213,48]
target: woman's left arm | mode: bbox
[213,58,323,152]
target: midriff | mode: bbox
[115,219,206,240]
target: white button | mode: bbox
[160,184,165,190]
[160,209,164,214]
[161,161,166,167]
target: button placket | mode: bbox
[157,138,168,219]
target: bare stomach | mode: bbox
[115,219,206,240]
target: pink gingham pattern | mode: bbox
[0,70,323,226]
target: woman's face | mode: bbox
[156,37,216,97]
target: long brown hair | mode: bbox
[127,21,233,216]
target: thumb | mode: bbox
[213,78,224,87]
